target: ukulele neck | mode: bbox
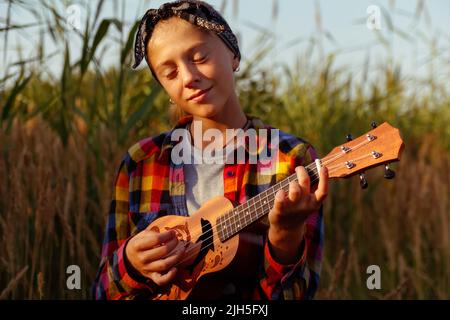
[217,160,321,242]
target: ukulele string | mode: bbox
[177,130,374,254]
[173,150,379,267]
[174,155,370,267]
[319,136,377,167]
[171,140,379,268]
[176,137,375,257]
[210,140,376,238]
[321,152,380,173]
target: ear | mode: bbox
[232,56,240,72]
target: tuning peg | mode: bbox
[384,164,396,179]
[371,121,378,129]
[346,134,353,142]
[359,173,368,189]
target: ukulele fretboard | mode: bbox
[217,162,320,242]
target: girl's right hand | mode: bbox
[124,228,187,287]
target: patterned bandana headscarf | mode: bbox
[133,0,241,76]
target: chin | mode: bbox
[190,103,223,119]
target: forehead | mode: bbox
[148,17,216,61]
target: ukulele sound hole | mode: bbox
[187,218,214,274]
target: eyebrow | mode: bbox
[155,42,209,72]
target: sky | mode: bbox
[1,0,449,84]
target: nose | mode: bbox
[180,62,201,88]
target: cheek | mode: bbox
[203,53,234,80]
[197,62,217,80]
[204,60,234,90]
[214,66,235,96]
[162,81,182,101]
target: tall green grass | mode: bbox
[1,0,449,299]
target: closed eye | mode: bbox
[192,54,208,63]
[162,69,178,80]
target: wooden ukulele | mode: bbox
[148,122,405,299]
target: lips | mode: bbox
[187,86,213,102]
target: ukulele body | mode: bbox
[148,196,265,300]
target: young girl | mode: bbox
[92,0,328,300]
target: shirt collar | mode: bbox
[159,114,269,160]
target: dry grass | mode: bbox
[0,117,123,299]
[316,134,450,299]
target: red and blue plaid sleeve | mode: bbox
[258,143,324,300]
[92,156,154,299]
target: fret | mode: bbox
[230,210,237,236]
[252,193,263,221]
[250,195,258,224]
[239,203,250,229]
[243,199,250,226]
[305,166,318,182]
[248,199,257,227]
[217,215,224,242]
[234,209,241,234]
[260,196,270,215]
[233,208,240,231]
[221,212,226,240]
[220,211,226,240]
[224,213,230,238]
[225,213,234,237]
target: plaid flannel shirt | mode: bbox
[92,115,324,300]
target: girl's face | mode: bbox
[147,17,239,120]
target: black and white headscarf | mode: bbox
[133,0,241,72]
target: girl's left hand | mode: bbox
[268,165,329,238]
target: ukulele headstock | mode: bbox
[323,122,405,179]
